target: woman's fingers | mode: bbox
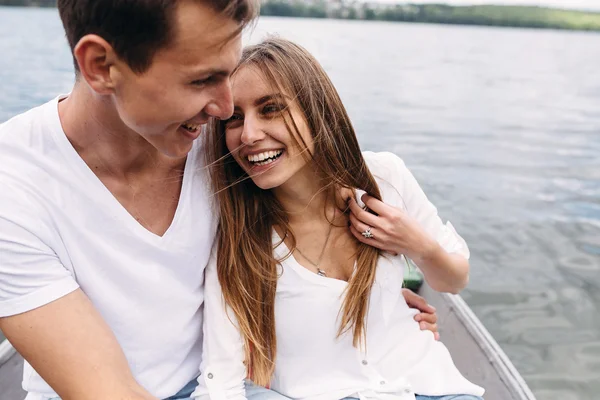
[348,204,388,246]
[350,224,384,249]
[349,212,380,240]
[350,224,398,255]
[350,223,372,242]
[348,210,375,236]
[348,198,380,228]
[361,193,395,216]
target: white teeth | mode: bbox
[247,150,283,164]
[254,158,275,166]
[182,122,200,132]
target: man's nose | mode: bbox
[204,80,234,120]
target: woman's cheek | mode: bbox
[225,130,239,153]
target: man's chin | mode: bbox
[156,140,195,159]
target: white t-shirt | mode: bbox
[0,97,217,399]
[195,152,484,400]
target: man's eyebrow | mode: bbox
[190,68,231,79]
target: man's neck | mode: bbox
[56,83,187,236]
[57,84,185,179]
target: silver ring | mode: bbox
[362,227,374,239]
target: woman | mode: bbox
[195,38,485,400]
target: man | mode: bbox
[0,1,438,399]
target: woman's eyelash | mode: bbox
[223,102,287,126]
[262,103,286,114]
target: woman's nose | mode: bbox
[240,116,266,145]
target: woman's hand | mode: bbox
[348,194,436,261]
[349,193,469,294]
[402,288,440,341]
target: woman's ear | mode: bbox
[73,34,119,95]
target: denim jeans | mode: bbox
[164,378,290,400]
[343,396,483,400]
[163,377,200,399]
[164,378,291,400]
[49,379,483,400]
[47,378,200,400]
[47,378,201,400]
[46,378,278,400]
[168,381,485,400]
[413,396,483,400]
[415,394,483,400]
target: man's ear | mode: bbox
[73,34,120,95]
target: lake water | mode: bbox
[1,6,600,400]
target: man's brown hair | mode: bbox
[57,0,259,73]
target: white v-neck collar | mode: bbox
[48,95,196,242]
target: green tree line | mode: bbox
[261,1,600,32]
[2,0,599,32]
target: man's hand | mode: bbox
[401,288,440,340]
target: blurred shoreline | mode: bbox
[260,1,600,32]
[2,0,600,32]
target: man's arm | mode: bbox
[0,289,158,400]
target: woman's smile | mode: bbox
[225,65,314,190]
[244,148,286,174]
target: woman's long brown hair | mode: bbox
[205,37,383,386]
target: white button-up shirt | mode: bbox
[193,152,485,400]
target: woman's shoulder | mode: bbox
[361,151,411,185]
[362,150,407,169]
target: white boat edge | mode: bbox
[443,292,537,400]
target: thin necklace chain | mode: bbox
[293,215,335,277]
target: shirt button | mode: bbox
[207,373,214,379]
[403,389,411,394]
[380,380,386,385]
[362,360,368,365]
